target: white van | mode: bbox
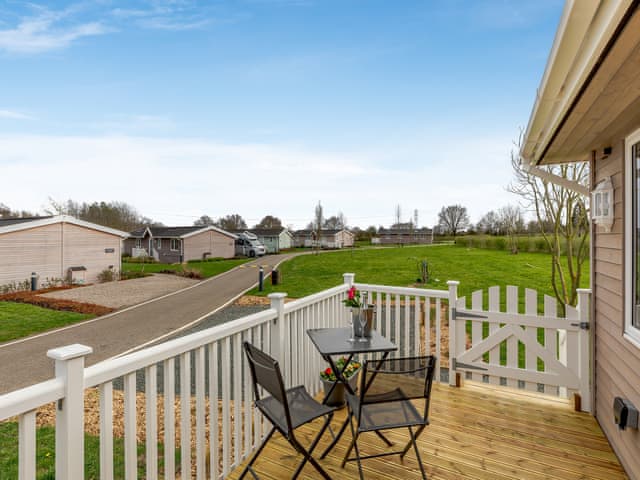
[235,231,266,257]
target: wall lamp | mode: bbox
[591,176,614,232]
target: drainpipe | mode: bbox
[589,150,597,416]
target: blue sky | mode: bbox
[0,0,563,228]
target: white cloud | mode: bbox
[0,134,519,228]
[0,109,34,120]
[0,8,109,54]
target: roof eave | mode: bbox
[520,0,633,166]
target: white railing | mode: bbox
[0,275,591,479]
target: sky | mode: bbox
[0,0,564,229]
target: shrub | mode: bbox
[0,280,31,294]
[125,256,157,264]
[178,266,203,279]
[494,238,507,250]
[120,270,151,280]
[187,257,225,264]
[97,269,116,283]
[534,238,547,252]
[158,269,178,275]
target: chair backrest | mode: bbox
[243,341,287,404]
[359,355,437,420]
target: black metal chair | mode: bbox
[341,355,437,480]
[240,341,335,480]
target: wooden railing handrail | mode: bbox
[354,282,449,298]
[0,378,64,420]
[85,308,277,388]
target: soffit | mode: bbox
[540,6,640,164]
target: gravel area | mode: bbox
[40,273,199,309]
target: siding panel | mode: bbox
[183,231,234,261]
[593,140,640,479]
[0,223,63,286]
[62,223,122,284]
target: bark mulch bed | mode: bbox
[0,287,114,316]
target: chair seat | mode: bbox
[257,385,334,433]
[347,388,427,432]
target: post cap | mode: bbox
[47,344,93,361]
[268,293,287,300]
[447,280,460,286]
[576,288,592,294]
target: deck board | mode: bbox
[227,382,627,480]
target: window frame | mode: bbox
[624,127,640,348]
[135,239,142,249]
[170,238,180,252]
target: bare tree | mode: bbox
[255,215,282,229]
[217,214,247,230]
[509,138,589,309]
[314,201,323,254]
[0,203,36,218]
[477,210,502,235]
[323,212,347,230]
[45,197,160,231]
[437,204,470,237]
[498,205,524,254]
[194,215,215,226]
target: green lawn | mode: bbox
[0,302,93,343]
[251,245,590,305]
[0,422,176,479]
[122,258,249,278]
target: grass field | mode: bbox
[0,422,169,479]
[122,258,249,278]
[250,245,590,303]
[0,302,93,343]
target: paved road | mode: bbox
[0,254,292,394]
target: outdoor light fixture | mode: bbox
[592,176,614,232]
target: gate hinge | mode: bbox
[570,321,590,330]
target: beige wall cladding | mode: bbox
[183,230,235,261]
[61,223,122,284]
[0,221,122,288]
[0,223,64,286]
[593,139,640,479]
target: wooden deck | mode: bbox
[227,382,627,480]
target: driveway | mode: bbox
[40,273,199,309]
[0,254,293,394]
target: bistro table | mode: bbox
[306,327,397,458]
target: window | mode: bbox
[156,239,162,249]
[135,239,142,249]
[625,128,640,346]
[170,238,180,251]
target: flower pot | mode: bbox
[320,371,360,408]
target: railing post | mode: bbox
[47,344,93,480]
[447,281,459,387]
[268,293,287,362]
[343,272,355,288]
[577,288,592,412]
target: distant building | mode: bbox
[293,229,355,249]
[374,227,433,245]
[125,226,236,262]
[230,228,294,254]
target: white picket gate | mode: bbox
[448,284,592,412]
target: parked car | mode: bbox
[235,232,266,257]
